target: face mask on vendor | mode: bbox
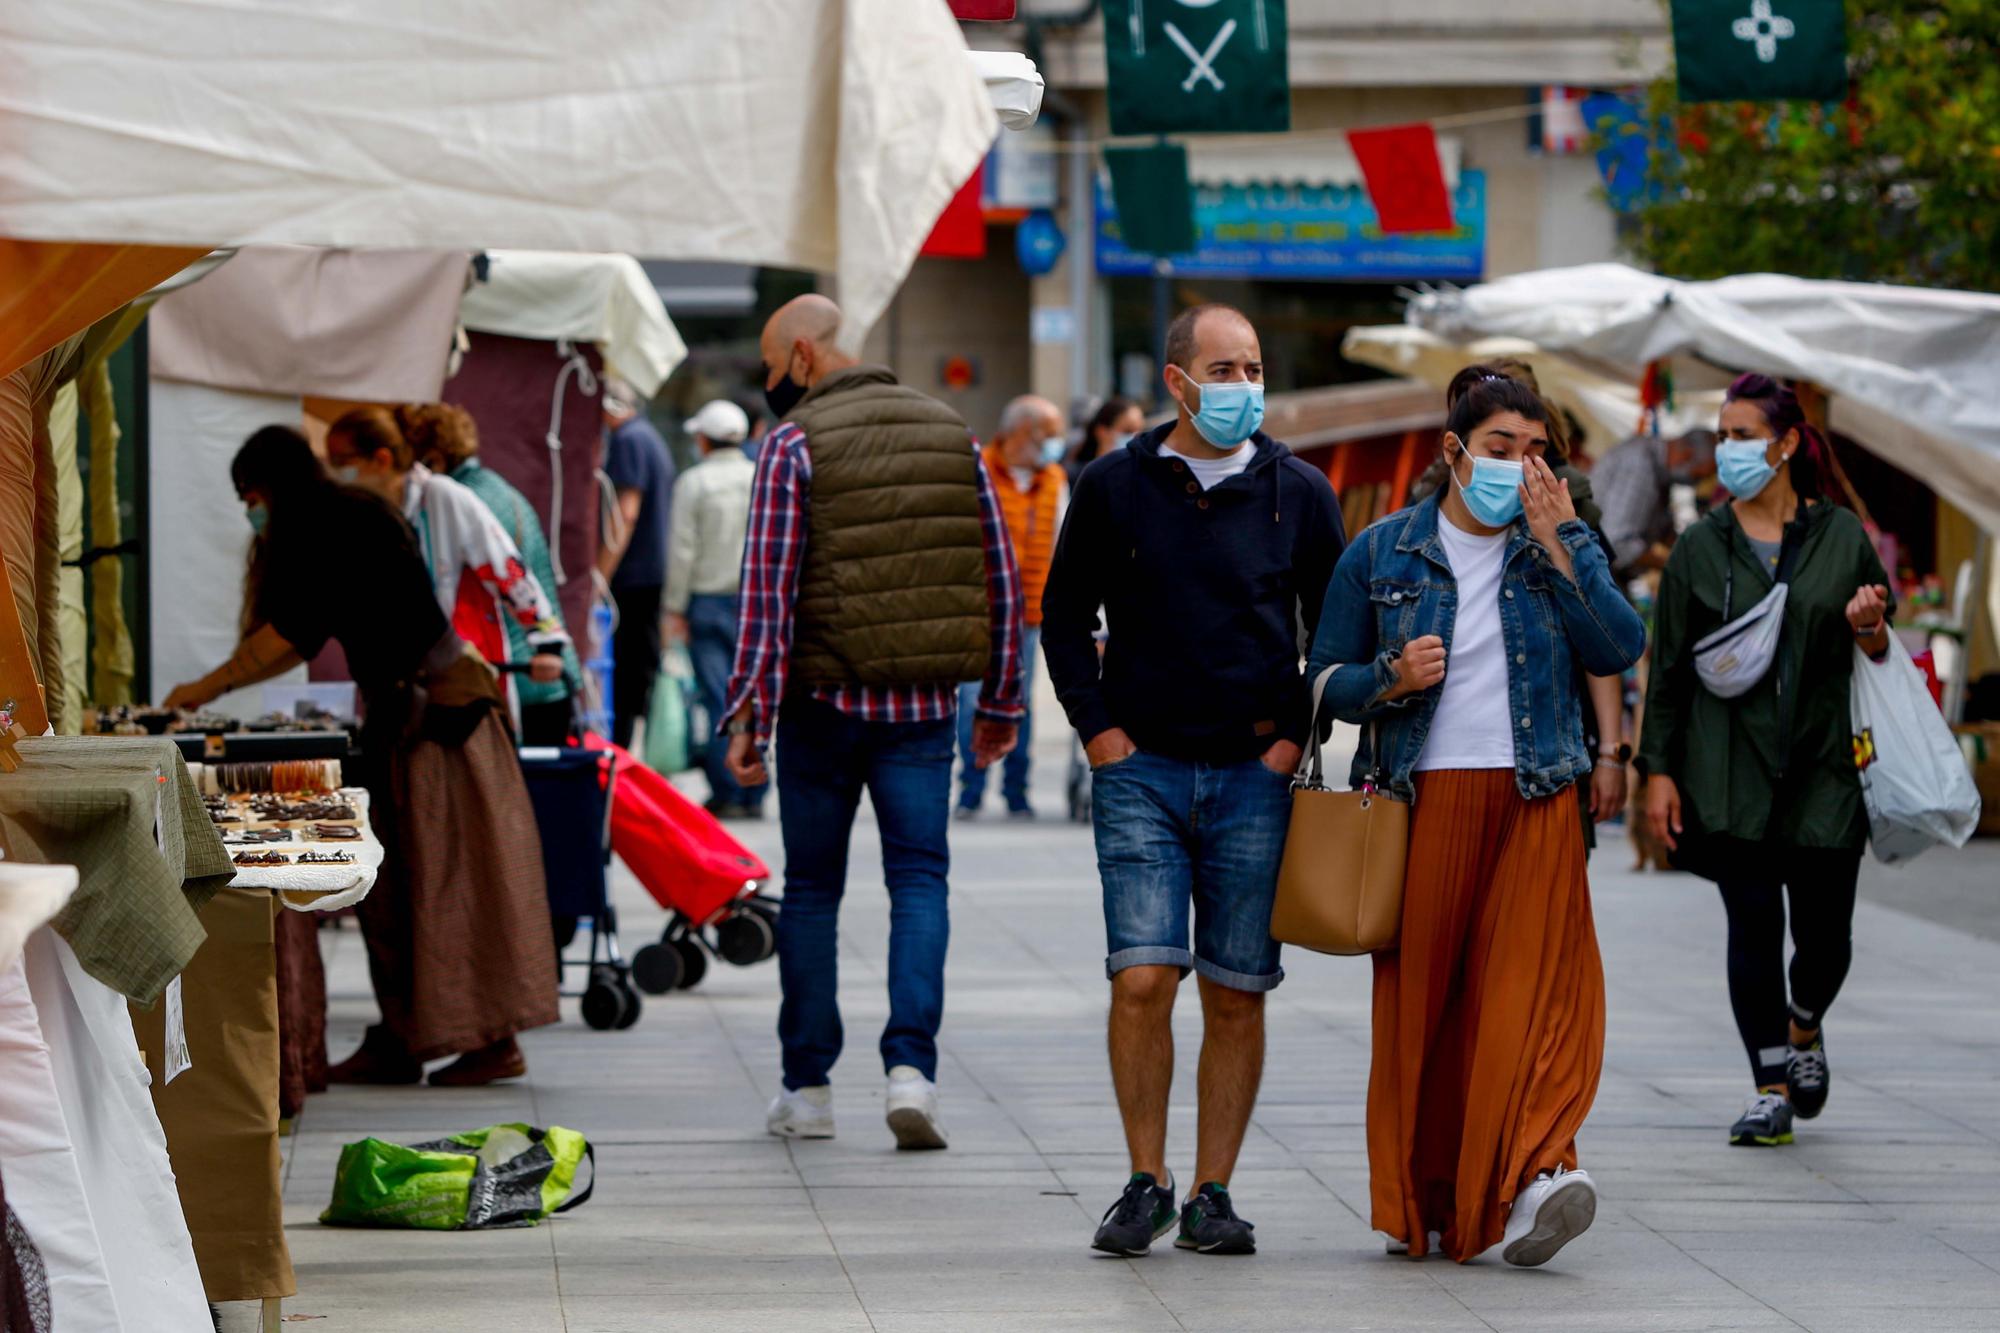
[245,501,269,535]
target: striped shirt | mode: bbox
[723,422,1026,747]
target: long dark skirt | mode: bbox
[360,707,558,1061]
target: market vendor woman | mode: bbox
[1638,373,1892,1149]
[164,425,558,1087]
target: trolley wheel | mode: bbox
[580,964,630,1030]
[613,978,643,1029]
[672,936,708,989]
[716,909,777,967]
[744,893,780,924]
[631,942,684,995]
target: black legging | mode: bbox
[1716,846,1862,1087]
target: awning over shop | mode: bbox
[0,0,998,352]
[1341,324,1723,458]
[1409,265,2000,535]
[459,252,686,398]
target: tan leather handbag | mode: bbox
[1269,667,1409,956]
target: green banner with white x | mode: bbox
[1103,0,1289,136]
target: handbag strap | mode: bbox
[1303,664,1380,793]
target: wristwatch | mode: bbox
[1599,743,1632,765]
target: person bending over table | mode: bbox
[165,425,557,1087]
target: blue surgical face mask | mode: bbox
[1110,431,1135,452]
[245,502,269,535]
[1450,443,1525,527]
[332,463,361,485]
[1179,372,1264,449]
[1039,436,1067,467]
[1716,438,1783,498]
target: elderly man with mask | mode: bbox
[956,393,1069,821]
[1043,303,1345,1257]
[724,294,1025,1151]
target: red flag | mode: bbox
[1346,124,1454,235]
[949,0,1015,17]
[920,164,986,259]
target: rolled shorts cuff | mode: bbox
[1105,946,1193,980]
[1192,955,1285,993]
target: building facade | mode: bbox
[861,0,1670,440]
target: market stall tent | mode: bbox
[1407,264,2000,536]
[0,0,998,356]
[1341,324,1724,461]
[142,247,685,710]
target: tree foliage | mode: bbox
[1631,0,2000,291]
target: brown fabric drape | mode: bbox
[1368,769,1605,1263]
[0,241,207,382]
[273,908,328,1119]
[130,888,296,1302]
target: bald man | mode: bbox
[1043,302,1345,1256]
[723,294,1027,1151]
[956,393,1069,820]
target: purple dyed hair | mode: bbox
[1723,373,1825,499]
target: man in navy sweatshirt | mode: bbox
[1043,304,1345,1258]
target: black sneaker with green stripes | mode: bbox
[1174,1182,1256,1255]
[1091,1172,1177,1256]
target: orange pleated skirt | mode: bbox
[1368,769,1604,1262]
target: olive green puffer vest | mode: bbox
[787,365,990,688]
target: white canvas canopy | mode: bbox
[459,251,686,398]
[0,0,999,351]
[1341,324,1723,458]
[1407,264,2000,535]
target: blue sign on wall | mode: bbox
[1095,170,1486,281]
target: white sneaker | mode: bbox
[1383,1229,1441,1256]
[1501,1167,1597,1268]
[766,1085,835,1139]
[885,1065,948,1150]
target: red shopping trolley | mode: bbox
[579,734,778,994]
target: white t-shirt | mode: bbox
[1414,513,1516,772]
[1168,442,1254,490]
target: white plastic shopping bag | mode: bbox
[1849,637,1982,864]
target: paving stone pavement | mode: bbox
[246,721,2000,1333]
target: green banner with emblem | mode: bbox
[1104,0,1289,136]
[1671,0,1848,103]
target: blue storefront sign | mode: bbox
[1095,170,1486,281]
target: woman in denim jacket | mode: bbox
[1306,367,1647,1268]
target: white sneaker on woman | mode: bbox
[766,1085,835,1139]
[1501,1167,1596,1267]
[885,1065,948,1150]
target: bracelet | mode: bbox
[1852,621,1884,639]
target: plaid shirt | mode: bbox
[724,422,1026,747]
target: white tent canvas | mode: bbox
[1408,264,2000,534]
[0,0,998,351]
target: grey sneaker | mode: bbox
[1729,1091,1795,1146]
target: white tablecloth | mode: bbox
[0,929,210,1332]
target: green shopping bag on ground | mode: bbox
[321,1123,594,1230]
[643,652,693,774]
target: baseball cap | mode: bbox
[686,399,750,445]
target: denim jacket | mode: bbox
[1305,493,1648,803]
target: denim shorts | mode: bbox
[1091,750,1292,992]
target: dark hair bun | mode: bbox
[1443,363,1549,443]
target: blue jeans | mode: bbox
[956,625,1039,812]
[687,593,766,808]
[1091,750,1293,992]
[774,698,955,1089]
